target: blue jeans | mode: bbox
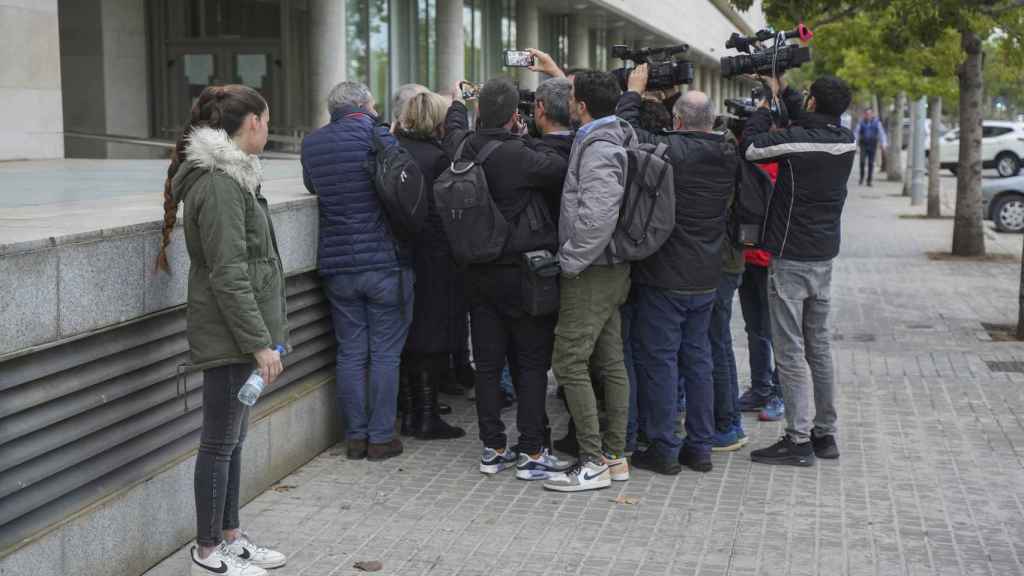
[325,267,414,444]
[632,285,715,459]
[739,264,782,400]
[711,272,742,433]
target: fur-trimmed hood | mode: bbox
[172,126,263,204]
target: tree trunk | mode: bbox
[904,99,918,196]
[928,96,942,217]
[952,29,986,256]
[887,92,905,181]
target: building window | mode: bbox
[417,0,436,88]
[464,0,483,81]
[347,0,391,115]
[180,0,281,39]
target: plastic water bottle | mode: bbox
[237,345,285,406]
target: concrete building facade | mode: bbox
[1,0,766,160]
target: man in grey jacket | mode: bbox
[543,70,636,493]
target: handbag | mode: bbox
[521,249,560,316]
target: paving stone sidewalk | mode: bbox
[147,174,1024,576]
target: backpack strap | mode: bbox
[452,136,504,165]
[474,140,504,164]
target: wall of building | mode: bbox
[0,0,64,160]
[59,0,153,159]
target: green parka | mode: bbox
[171,126,289,368]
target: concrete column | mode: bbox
[712,73,722,112]
[310,0,346,128]
[568,15,590,70]
[436,0,464,95]
[2,0,62,159]
[607,25,625,71]
[517,0,540,90]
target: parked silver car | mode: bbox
[982,175,1024,232]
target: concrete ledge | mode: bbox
[0,159,317,358]
[0,371,337,576]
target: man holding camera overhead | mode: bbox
[615,64,738,475]
[442,76,571,481]
[741,74,856,467]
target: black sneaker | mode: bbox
[811,431,839,459]
[677,446,712,473]
[750,436,815,467]
[630,448,682,476]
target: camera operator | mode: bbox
[741,74,856,467]
[615,64,738,475]
[442,77,572,480]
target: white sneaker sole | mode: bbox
[480,462,515,474]
[515,468,562,481]
[249,556,287,569]
[542,478,612,492]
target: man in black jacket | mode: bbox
[617,65,738,474]
[741,75,855,467]
[442,77,572,480]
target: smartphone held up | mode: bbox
[503,50,535,68]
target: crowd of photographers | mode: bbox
[300,45,857,492]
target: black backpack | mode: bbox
[573,137,675,261]
[732,159,774,247]
[433,138,509,265]
[368,125,427,240]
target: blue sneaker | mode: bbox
[759,397,785,422]
[480,447,517,474]
[711,427,748,452]
[738,389,768,412]
[516,448,572,480]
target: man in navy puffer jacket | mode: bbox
[301,80,411,462]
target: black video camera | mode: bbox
[720,24,813,78]
[610,44,693,91]
[722,87,766,138]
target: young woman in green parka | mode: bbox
[157,85,288,576]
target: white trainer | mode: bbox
[225,532,287,569]
[542,458,612,492]
[604,451,630,482]
[190,543,267,576]
[516,448,573,480]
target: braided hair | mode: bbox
[155,85,267,272]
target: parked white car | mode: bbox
[982,175,1024,232]
[933,121,1024,177]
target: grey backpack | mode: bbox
[574,137,675,261]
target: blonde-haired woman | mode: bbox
[394,91,466,441]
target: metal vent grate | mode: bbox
[0,272,335,553]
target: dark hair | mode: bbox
[639,99,672,132]
[478,77,519,129]
[809,76,852,118]
[572,71,621,119]
[156,84,267,272]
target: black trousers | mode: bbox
[195,363,251,546]
[859,140,878,184]
[470,301,556,454]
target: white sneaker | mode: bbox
[542,458,611,492]
[516,448,572,480]
[604,451,630,482]
[480,446,517,474]
[190,544,267,576]
[225,532,287,569]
